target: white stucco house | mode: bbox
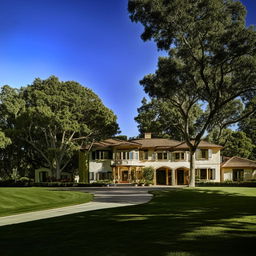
[87,133,225,185]
[35,133,256,184]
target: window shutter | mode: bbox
[208,149,212,158]
[139,151,143,160]
[213,169,216,179]
[195,149,200,160]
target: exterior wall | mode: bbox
[195,149,221,182]
[89,160,112,181]
[222,167,256,181]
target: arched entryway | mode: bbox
[156,167,172,185]
[175,168,189,185]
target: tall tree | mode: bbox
[0,77,119,180]
[239,96,256,159]
[129,0,256,186]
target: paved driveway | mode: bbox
[0,186,177,227]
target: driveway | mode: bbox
[0,186,177,227]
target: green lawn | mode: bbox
[1,187,256,256]
[0,187,92,217]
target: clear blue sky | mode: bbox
[0,0,255,137]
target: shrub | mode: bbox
[142,166,154,185]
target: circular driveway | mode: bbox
[63,185,177,204]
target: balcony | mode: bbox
[111,159,141,166]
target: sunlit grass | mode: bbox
[0,187,92,216]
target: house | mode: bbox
[34,133,256,184]
[221,156,256,182]
[87,133,223,185]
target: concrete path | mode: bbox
[0,186,177,227]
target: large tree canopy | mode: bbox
[207,128,255,159]
[129,0,256,186]
[0,76,119,180]
[135,97,202,140]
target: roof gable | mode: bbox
[222,156,256,168]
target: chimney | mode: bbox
[144,132,152,139]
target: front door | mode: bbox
[121,170,129,183]
[177,169,184,185]
[156,170,166,185]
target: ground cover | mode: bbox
[1,187,256,256]
[0,187,92,217]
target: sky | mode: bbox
[0,0,255,138]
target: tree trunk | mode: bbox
[189,149,196,187]
[56,160,61,180]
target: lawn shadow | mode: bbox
[0,188,256,256]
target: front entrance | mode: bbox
[121,170,129,183]
[156,170,166,185]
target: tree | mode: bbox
[207,129,255,159]
[128,0,256,186]
[239,96,256,159]
[0,76,119,181]
[135,97,202,140]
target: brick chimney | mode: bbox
[144,132,152,139]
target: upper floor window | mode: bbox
[116,151,138,160]
[92,150,111,160]
[196,149,212,160]
[157,152,168,160]
[174,152,185,161]
[139,150,148,160]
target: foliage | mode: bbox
[239,97,256,159]
[207,129,255,159]
[0,131,11,149]
[128,0,256,186]
[142,166,154,184]
[135,97,202,140]
[0,76,119,180]
[113,135,128,141]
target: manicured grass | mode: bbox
[1,187,256,256]
[0,187,92,216]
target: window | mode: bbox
[196,168,216,180]
[174,152,186,161]
[92,150,111,160]
[89,172,94,180]
[196,149,209,160]
[208,169,216,180]
[157,152,168,160]
[233,169,244,181]
[144,150,148,160]
[200,169,207,179]
[98,172,112,180]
